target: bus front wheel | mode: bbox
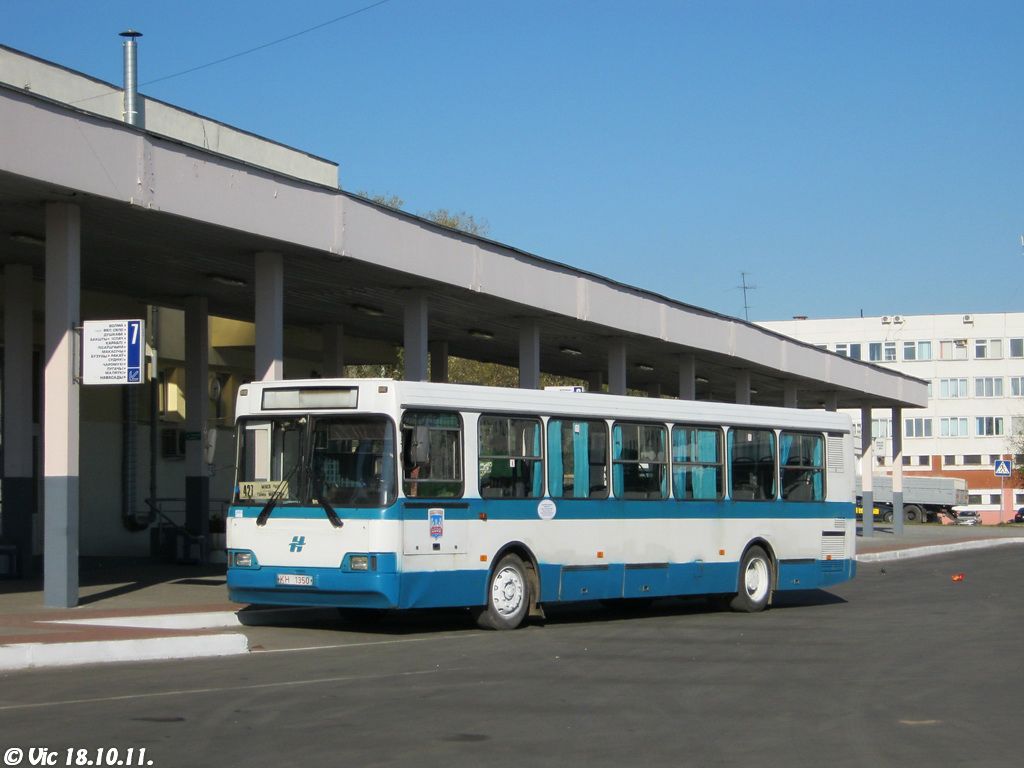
[729,546,773,613]
[472,553,530,630]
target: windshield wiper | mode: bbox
[304,457,344,529]
[254,455,344,529]
[255,460,300,527]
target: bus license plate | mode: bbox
[277,573,313,587]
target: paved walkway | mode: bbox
[3,526,1023,671]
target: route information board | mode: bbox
[82,319,145,385]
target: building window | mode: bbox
[834,342,863,360]
[869,342,882,362]
[944,455,957,465]
[884,342,897,362]
[902,341,932,361]
[1013,417,1024,436]
[918,456,930,466]
[1011,377,1024,397]
[975,338,1003,359]
[940,339,969,360]
[1010,338,1024,358]
[968,494,983,505]
[963,454,983,465]
[974,377,1003,398]
[941,417,969,437]
[939,378,968,398]
[871,419,891,438]
[904,418,932,438]
[975,417,1004,436]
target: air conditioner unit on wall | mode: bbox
[881,316,892,324]
[892,315,904,324]
[963,314,974,324]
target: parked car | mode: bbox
[1015,508,1024,524]
[955,510,981,526]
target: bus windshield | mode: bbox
[235,415,396,508]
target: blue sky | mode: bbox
[4,1,1023,322]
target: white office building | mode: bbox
[759,312,1024,524]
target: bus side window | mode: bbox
[400,411,464,498]
[671,425,723,500]
[780,431,824,501]
[479,415,543,499]
[547,418,609,499]
[612,422,668,500]
[728,428,776,500]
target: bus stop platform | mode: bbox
[2,526,1024,671]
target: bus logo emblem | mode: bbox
[289,536,306,552]
[429,509,444,540]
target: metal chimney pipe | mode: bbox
[119,30,143,127]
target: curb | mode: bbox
[856,537,1024,563]
[0,607,334,671]
[0,632,249,671]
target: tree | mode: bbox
[424,208,489,237]
[356,191,490,237]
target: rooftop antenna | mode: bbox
[737,272,757,321]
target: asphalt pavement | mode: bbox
[2,524,1023,671]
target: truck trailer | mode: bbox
[855,475,968,523]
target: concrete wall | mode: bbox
[0,45,339,188]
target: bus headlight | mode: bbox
[232,551,254,568]
[350,555,369,571]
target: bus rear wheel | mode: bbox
[728,546,773,613]
[472,553,530,630]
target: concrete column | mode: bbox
[255,251,284,381]
[608,338,627,396]
[824,392,838,412]
[403,291,428,381]
[891,406,904,535]
[429,340,449,383]
[184,296,210,549]
[647,382,662,399]
[3,264,35,576]
[587,371,604,393]
[43,202,80,607]
[518,319,540,389]
[322,323,345,378]
[677,354,696,400]
[783,381,799,408]
[860,406,874,538]
[734,370,751,405]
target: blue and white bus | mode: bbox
[226,378,856,629]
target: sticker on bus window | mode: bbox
[538,499,557,520]
[238,480,289,500]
